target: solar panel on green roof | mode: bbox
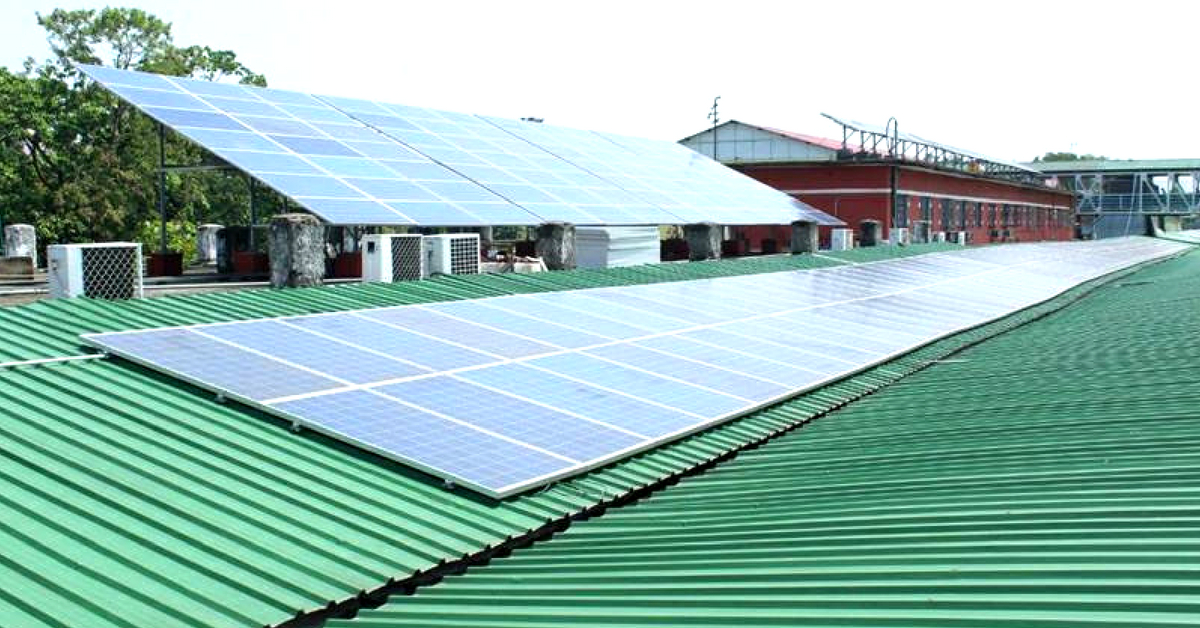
[81,239,1186,498]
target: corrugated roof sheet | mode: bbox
[0,243,984,628]
[1029,158,1200,173]
[337,247,1200,628]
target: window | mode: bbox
[920,197,932,222]
[893,194,909,228]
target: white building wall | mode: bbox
[681,122,838,164]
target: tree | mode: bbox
[0,7,271,258]
[1032,152,1109,163]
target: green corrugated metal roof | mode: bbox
[0,243,992,628]
[1029,158,1200,174]
[0,244,959,364]
[336,248,1200,628]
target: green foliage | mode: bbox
[1033,152,1109,163]
[0,7,276,256]
[135,218,196,263]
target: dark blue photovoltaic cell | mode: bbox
[299,199,410,225]
[275,390,572,492]
[428,301,613,348]
[377,377,643,461]
[635,336,827,389]
[488,296,654,339]
[288,314,497,370]
[359,308,557,358]
[199,320,427,384]
[531,292,688,333]
[93,328,343,401]
[681,327,884,366]
[461,364,699,437]
[528,352,748,416]
[585,343,788,401]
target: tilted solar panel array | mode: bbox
[78,64,837,227]
[78,64,535,226]
[83,238,1187,498]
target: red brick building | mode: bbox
[681,120,1074,250]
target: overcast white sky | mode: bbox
[2,0,1194,162]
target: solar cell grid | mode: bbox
[83,239,1189,497]
[78,64,541,226]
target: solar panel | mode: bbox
[320,98,682,225]
[77,64,840,227]
[490,117,842,226]
[77,64,539,226]
[82,238,1188,498]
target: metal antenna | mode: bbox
[885,117,899,157]
[707,96,721,160]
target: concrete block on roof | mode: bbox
[0,256,34,278]
[196,224,222,266]
[535,222,576,270]
[859,220,881,247]
[912,221,930,244]
[268,214,325,288]
[4,224,36,267]
[789,220,818,254]
[684,222,722,261]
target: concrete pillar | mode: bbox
[268,213,325,288]
[859,220,881,247]
[830,228,853,251]
[535,222,576,270]
[789,220,818,254]
[196,224,222,266]
[684,222,722,261]
[912,221,930,244]
[3,223,36,267]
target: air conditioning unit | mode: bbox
[361,234,423,283]
[932,231,947,243]
[890,227,910,246]
[424,234,480,276]
[47,242,143,299]
[951,231,968,245]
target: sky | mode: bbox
[1,0,1195,162]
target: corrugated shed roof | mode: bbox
[336,248,1200,627]
[0,245,958,364]
[1029,158,1200,173]
[0,244,978,628]
[756,124,851,152]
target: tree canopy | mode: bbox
[0,7,276,258]
[1032,152,1109,163]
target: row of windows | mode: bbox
[894,195,1071,230]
